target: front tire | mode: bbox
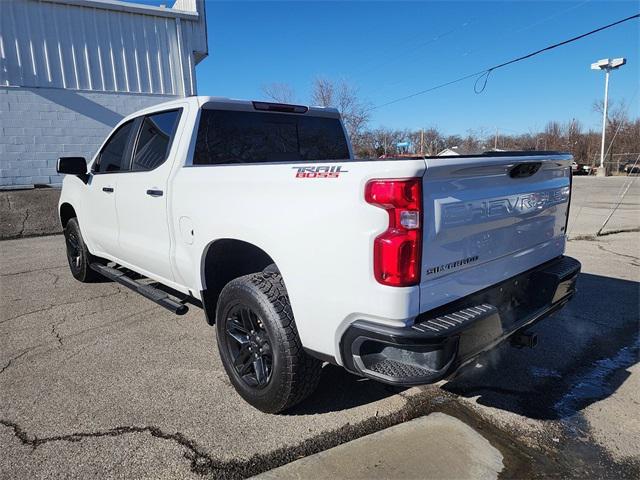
[216,272,322,413]
[63,218,103,283]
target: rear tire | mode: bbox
[216,272,322,413]
[64,218,103,283]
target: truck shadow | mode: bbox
[287,365,407,415]
[441,272,639,421]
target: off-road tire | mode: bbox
[63,218,103,283]
[216,272,322,413]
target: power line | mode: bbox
[484,13,638,73]
[369,2,592,102]
[350,18,476,80]
[371,13,640,111]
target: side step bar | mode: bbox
[90,263,188,315]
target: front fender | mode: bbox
[58,176,93,247]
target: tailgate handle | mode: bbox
[510,162,541,178]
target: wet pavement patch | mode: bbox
[554,336,639,421]
[442,272,639,422]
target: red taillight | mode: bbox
[365,178,422,287]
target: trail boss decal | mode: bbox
[294,166,348,178]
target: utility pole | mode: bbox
[494,127,499,150]
[591,57,626,176]
[420,129,424,156]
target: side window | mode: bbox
[131,109,181,171]
[94,120,135,173]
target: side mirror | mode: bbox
[57,157,88,183]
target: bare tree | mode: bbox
[421,128,442,155]
[462,133,482,152]
[593,99,631,132]
[357,128,406,157]
[310,77,335,107]
[443,135,463,149]
[311,77,370,148]
[592,99,636,160]
[542,121,564,151]
[592,98,629,123]
[261,82,296,103]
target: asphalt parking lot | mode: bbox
[1,176,639,479]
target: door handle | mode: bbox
[102,187,114,193]
[146,189,163,197]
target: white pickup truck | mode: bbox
[57,97,580,413]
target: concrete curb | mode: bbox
[0,188,62,240]
[253,413,504,480]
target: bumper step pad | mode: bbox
[367,358,434,379]
[537,255,581,281]
[411,304,497,336]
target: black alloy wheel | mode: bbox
[224,305,273,388]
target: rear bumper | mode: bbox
[339,255,581,385]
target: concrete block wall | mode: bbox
[0,87,179,187]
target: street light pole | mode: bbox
[591,57,626,177]
[599,68,610,172]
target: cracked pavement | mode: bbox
[1,177,639,479]
[0,188,62,240]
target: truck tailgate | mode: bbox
[419,154,572,311]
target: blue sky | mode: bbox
[151,1,638,134]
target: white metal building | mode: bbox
[0,0,208,187]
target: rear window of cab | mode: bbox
[193,109,350,165]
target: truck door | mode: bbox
[113,108,183,283]
[84,119,136,257]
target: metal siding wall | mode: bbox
[0,0,202,96]
[0,86,180,186]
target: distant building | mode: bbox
[0,0,208,187]
[437,146,480,156]
[437,146,505,156]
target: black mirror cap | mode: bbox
[57,157,87,175]
[57,157,88,183]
